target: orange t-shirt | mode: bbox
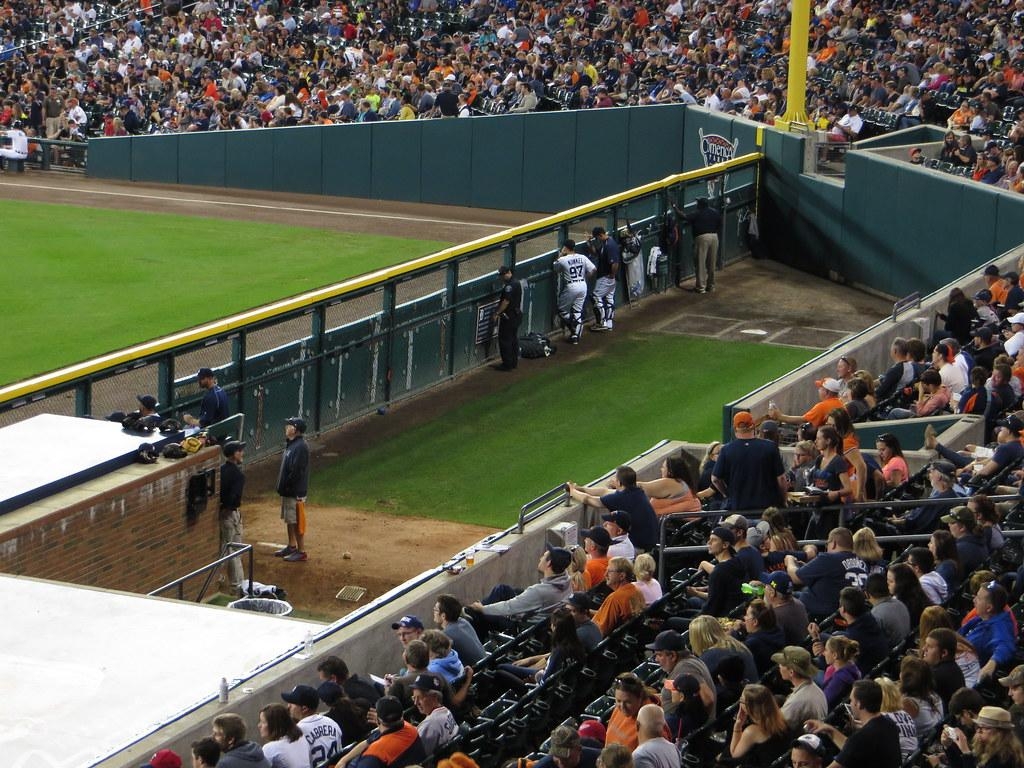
[606,694,663,749]
[594,583,642,636]
[802,396,844,427]
[585,556,609,587]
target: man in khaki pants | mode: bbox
[678,198,722,294]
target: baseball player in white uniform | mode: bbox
[553,239,596,344]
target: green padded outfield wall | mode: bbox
[88,105,691,213]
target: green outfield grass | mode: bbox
[314,334,814,528]
[2,199,447,385]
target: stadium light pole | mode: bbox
[777,0,811,130]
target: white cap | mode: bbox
[818,377,842,394]
[1011,313,1024,325]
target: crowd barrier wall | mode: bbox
[89,105,702,212]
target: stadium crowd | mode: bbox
[1,0,1024,165]
[135,258,1024,768]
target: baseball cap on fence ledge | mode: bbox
[197,367,214,379]
[549,725,582,759]
[732,411,755,430]
[391,615,424,630]
[999,665,1024,688]
[375,695,405,726]
[285,416,307,433]
[815,377,842,393]
[940,506,976,526]
[222,440,246,457]
[710,526,736,545]
[317,680,344,705]
[581,525,612,548]
[143,750,182,768]
[645,629,686,652]
[761,571,793,595]
[601,510,631,531]
[545,544,572,573]
[281,684,319,710]
[136,394,159,410]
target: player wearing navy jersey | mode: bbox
[589,227,620,332]
[553,239,596,344]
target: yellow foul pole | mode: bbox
[778,0,811,128]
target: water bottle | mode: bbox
[303,630,314,655]
[218,677,229,704]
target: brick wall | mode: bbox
[0,448,224,596]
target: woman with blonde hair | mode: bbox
[567,546,589,591]
[853,527,887,574]
[632,553,662,605]
[822,636,861,708]
[877,676,918,761]
[725,683,792,766]
[688,615,758,684]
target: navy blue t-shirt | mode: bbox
[601,487,658,550]
[712,437,785,511]
[795,550,867,618]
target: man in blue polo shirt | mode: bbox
[568,465,657,551]
[784,527,866,620]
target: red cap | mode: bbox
[149,750,182,768]
[733,411,755,430]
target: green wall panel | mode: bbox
[87,136,132,180]
[471,115,525,210]
[131,134,179,184]
[420,119,473,207]
[958,182,1000,268]
[178,132,226,187]
[899,167,960,291]
[522,111,576,213]
[224,129,274,190]
[272,126,323,194]
[575,110,628,203]
[627,105,684,188]
[842,153,902,294]
[322,125,372,198]
[995,196,1024,255]
[371,121,423,202]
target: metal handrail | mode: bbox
[518,485,570,534]
[148,542,254,602]
[655,492,1020,584]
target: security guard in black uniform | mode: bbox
[495,265,523,371]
